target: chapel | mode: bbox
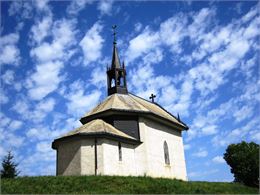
[52,28,189,180]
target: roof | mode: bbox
[111,45,121,68]
[81,93,188,129]
[57,119,136,140]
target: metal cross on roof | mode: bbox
[112,25,117,44]
[149,93,156,103]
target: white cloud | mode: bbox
[2,70,15,85]
[90,66,107,89]
[38,98,56,112]
[26,61,64,100]
[12,99,30,116]
[129,63,174,103]
[160,13,188,53]
[126,28,160,63]
[188,169,218,180]
[36,141,51,153]
[30,16,52,44]
[233,105,253,123]
[201,125,217,135]
[26,123,65,141]
[250,131,260,143]
[97,0,114,15]
[0,146,6,158]
[8,1,33,19]
[30,19,77,62]
[134,22,143,32]
[0,128,24,148]
[0,33,20,66]
[12,97,56,123]
[26,127,50,141]
[80,22,104,65]
[160,85,178,105]
[67,0,92,15]
[212,156,225,164]
[241,5,257,23]
[0,113,11,128]
[212,117,260,147]
[0,88,9,104]
[34,0,50,11]
[28,18,77,100]
[64,80,102,117]
[193,148,208,157]
[188,8,216,42]
[8,120,23,131]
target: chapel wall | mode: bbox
[80,139,97,175]
[139,117,187,180]
[57,139,81,175]
[101,138,138,176]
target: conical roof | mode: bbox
[111,45,121,68]
[58,119,136,140]
[81,93,188,130]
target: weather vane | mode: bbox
[112,25,117,44]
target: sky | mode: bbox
[0,0,259,181]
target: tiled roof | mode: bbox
[82,93,187,129]
[58,119,136,140]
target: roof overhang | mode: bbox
[80,109,189,131]
[52,132,142,150]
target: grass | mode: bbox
[1,175,258,194]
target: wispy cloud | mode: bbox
[79,22,104,66]
[0,33,20,66]
[97,0,114,16]
[212,156,225,164]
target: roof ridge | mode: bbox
[129,93,188,129]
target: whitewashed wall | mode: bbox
[81,139,95,175]
[57,117,187,180]
[139,117,187,180]
[102,139,137,176]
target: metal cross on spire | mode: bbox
[149,93,156,103]
[112,25,117,45]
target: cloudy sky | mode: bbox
[0,0,259,181]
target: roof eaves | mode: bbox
[52,131,141,150]
[129,92,189,130]
[80,108,188,131]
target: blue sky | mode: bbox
[0,0,259,181]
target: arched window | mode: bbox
[111,78,115,87]
[164,141,170,165]
[120,77,124,86]
[118,142,122,161]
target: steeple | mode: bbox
[111,44,121,69]
[107,25,128,96]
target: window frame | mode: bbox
[164,141,170,165]
[118,142,122,161]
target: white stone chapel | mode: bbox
[52,27,189,180]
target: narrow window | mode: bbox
[111,78,115,87]
[120,77,124,86]
[164,141,170,165]
[118,142,122,161]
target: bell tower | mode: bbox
[107,25,128,96]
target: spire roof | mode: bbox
[81,93,188,130]
[111,44,121,68]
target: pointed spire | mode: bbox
[111,44,121,68]
[111,25,121,69]
[107,25,128,96]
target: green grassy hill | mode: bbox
[1,175,258,194]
